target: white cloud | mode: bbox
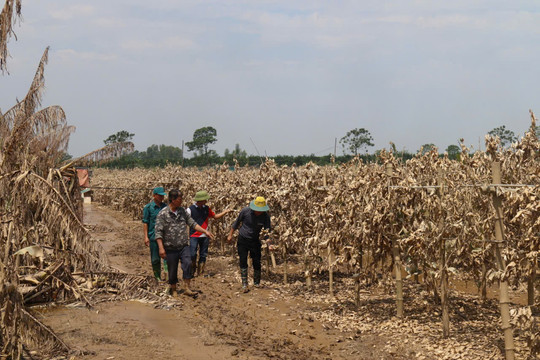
[49,5,95,20]
[94,17,127,29]
[55,49,117,62]
[121,36,195,51]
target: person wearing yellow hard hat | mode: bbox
[227,196,271,292]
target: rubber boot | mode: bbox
[198,262,206,277]
[152,263,161,281]
[254,269,261,287]
[241,268,249,293]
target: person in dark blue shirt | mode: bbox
[227,196,271,292]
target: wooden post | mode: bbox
[265,245,271,277]
[283,244,288,284]
[527,270,535,306]
[492,161,515,360]
[481,235,488,302]
[270,250,277,268]
[528,241,537,306]
[181,140,185,167]
[438,170,449,338]
[304,252,312,288]
[353,273,361,307]
[414,259,419,284]
[328,243,334,296]
[481,260,488,302]
[386,163,403,318]
[392,238,403,318]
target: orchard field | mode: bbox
[88,122,540,360]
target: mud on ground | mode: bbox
[36,203,526,360]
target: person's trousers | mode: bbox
[150,240,167,279]
[189,236,209,263]
[165,246,193,285]
[237,236,261,271]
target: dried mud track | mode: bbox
[40,203,371,360]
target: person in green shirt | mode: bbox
[142,186,168,280]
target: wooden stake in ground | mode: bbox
[328,243,334,296]
[386,163,403,318]
[491,161,515,360]
[283,244,288,284]
[304,252,312,288]
[265,244,271,277]
[527,241,537,306]
[438,170,449,338]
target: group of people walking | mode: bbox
[142,187,271,296]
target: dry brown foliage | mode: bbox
[0,0,21,73]
[0,48,148,359]
[92,117,539,358]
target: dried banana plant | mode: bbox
[61,141,135,169]
[0,46,141,358]
[92,115,539,358]
[0,0,22,72]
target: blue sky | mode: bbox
[1,1,540,157]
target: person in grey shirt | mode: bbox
[155,189,214,297]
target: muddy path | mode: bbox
[37,203,530,360]
[39,203,388,360]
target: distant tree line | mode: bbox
[96,124,537,169]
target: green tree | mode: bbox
[104,130,134,145]
[418,143,437,155]
[340,128,374,155]
[186,126,217,157]
[535,125,540,138]
[224,143,248,164]
[445,145,460,160]
[487,125,517,147]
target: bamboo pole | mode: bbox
[438,170,449,338]
[491,161,515,360]
[386,163,403,318]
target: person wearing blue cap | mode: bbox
[227,196,271,292]
[142,186,168,280]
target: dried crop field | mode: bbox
[91,121,540,359]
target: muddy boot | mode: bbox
[241,268,249,293]
[168,285,177,298]
[253,269,261,287]
[197,262,206,277]
[183,280,197,297]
